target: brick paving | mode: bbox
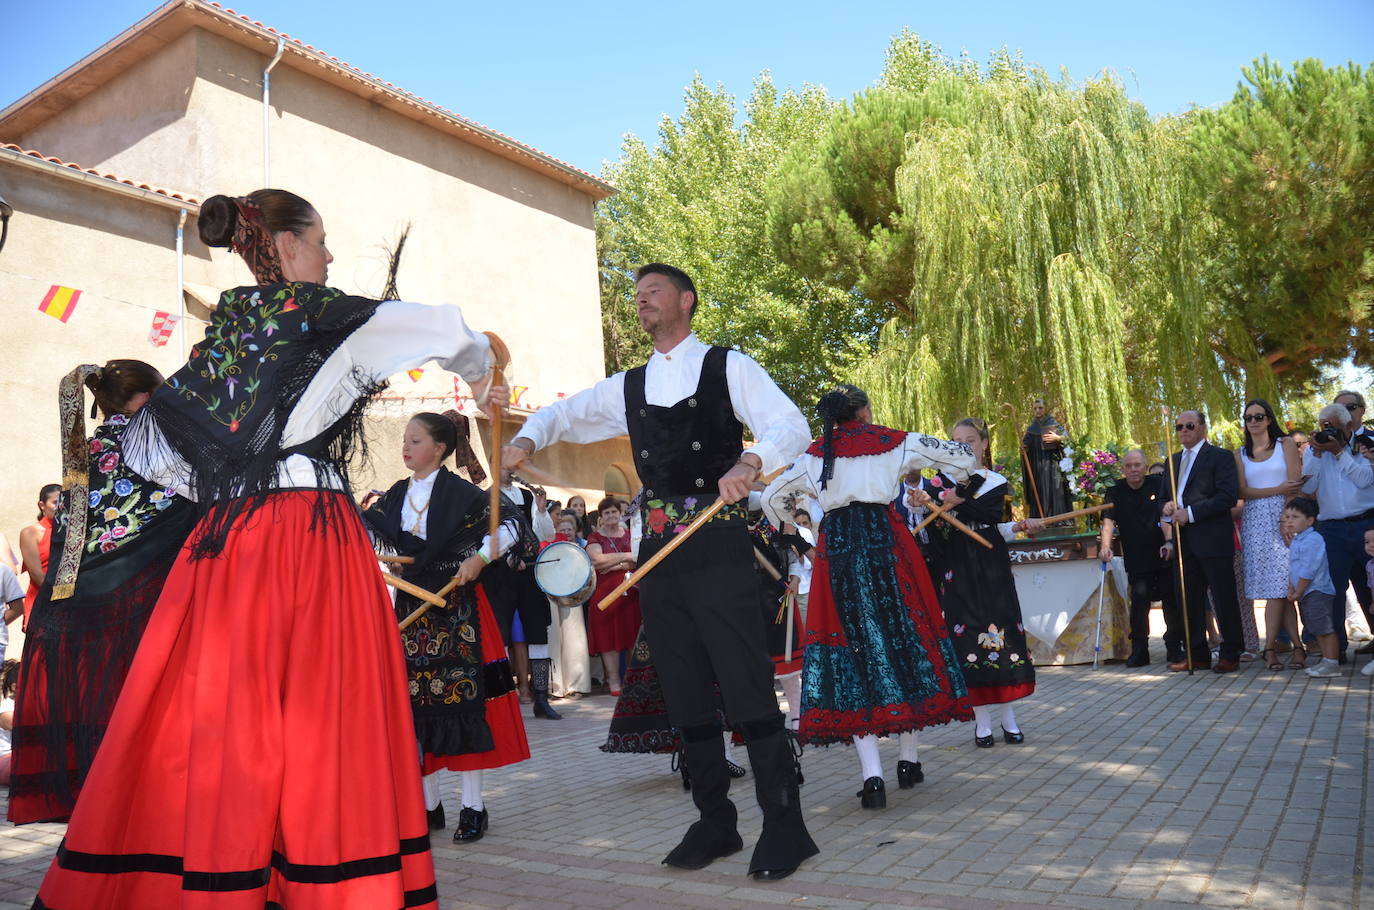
[2,639,1371,909]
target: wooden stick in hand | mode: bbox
[1036,503,1113,525]
[910,498,994,550]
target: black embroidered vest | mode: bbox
[625,346,743,500]
[624,346,749,546]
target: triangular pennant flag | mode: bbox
[406,368,425,382]
[38,285,82,323]
[510,385,529,407]
[148,311,180,347]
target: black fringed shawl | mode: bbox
[129,282,383,558]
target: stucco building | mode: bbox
[0,0,637,601]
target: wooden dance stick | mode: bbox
[382,572,447,609]
[376,554,415,565]
[597,464,789,611]
[754,547,783,581]
[1034,503,1113,526]
[1020,444,1045,518]
[483,331,513,550]
[397,574,468,631]
[910,498,994,550]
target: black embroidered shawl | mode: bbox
[130,282,382,557]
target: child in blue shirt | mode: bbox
[1283,498,1340,678]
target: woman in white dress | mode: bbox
[1236,398,1304,669]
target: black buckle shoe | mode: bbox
[750,866,798,882]
[427,803,446,831]
[1002,726,1025,744]
[453,807,488,842]
[974,732,995,748]
[857,776,886,809]
[896,760,923,789]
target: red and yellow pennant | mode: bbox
[38,285,82,323]
[406,368,425,382]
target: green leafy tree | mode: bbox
[769,34,1217,454]
[1190,57,1374,397]
[597,73,869,413]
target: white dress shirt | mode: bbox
[787,526,815,596]
[501,483,556,541]
[127,300,492,498]
[1172,439,1207,524]
[761,433,976,529]
[1302,445,1374,520]
[515,333,810,477]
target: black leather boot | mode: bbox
[530,658,562,720]
[662,723,743,870]
[741,715,819,881]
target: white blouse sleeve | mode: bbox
[899,435,978,484]
[725,351,811,476]
[282,301,491,448]
[514,373,629,452]
[762,458,818,530]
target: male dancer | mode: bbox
[504,263,818,881]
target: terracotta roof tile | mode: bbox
[0,143,200,203]
[203,2,606,188]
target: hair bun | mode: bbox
[197,194,240,248]
[83,367,104,393]
[816,389,850,422]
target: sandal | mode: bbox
[1286,645,1307,670]
[1263,647,1283,671]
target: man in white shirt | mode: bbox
[0,563,24,658]
[1302,402,1374,657]
[504,264,817,882]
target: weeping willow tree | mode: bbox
[770,37,1226,455]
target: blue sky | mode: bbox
[3,1,1371,176]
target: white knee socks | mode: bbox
[973,704,994,738]
[1001,702,1020,735]
[898,730,919,763]
[460,770,484,811]
[853,734,883,780]
[421,771,442,811]
[723,731,737,764]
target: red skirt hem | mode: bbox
[968,682,1035,706]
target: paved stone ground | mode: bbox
[2,639,1371,909]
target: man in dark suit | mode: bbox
[1161,410,1245,673]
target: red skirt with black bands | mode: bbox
[31,492,439,909]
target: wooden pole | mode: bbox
[1020,443,1046,518]
[1035,503,1114,525]
[482,331,513,553]
[597,464,788,610]
[397,575,467,631]
[376,554,415,566]
[910,497,995,550]
[1161,408,1194,675]
[381,572,447,608]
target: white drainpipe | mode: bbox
[263,37,285,186]
[176,207,187,357]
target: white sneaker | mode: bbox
[1306,661,1341,679]
[1361,660,1374,677]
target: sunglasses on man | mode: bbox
[1174,422,1198,431]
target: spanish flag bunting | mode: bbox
[511,385,529,407]
[38,285,82,323]
[407,368,425,382]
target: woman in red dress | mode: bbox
[18,484,60,629]
[585,497,641,695]
[30,189,504,909]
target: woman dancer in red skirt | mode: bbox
[31,189,503,910]
[364,411,530,844]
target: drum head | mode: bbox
[534,541,593,598]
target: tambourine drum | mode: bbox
[534,541,595,607]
